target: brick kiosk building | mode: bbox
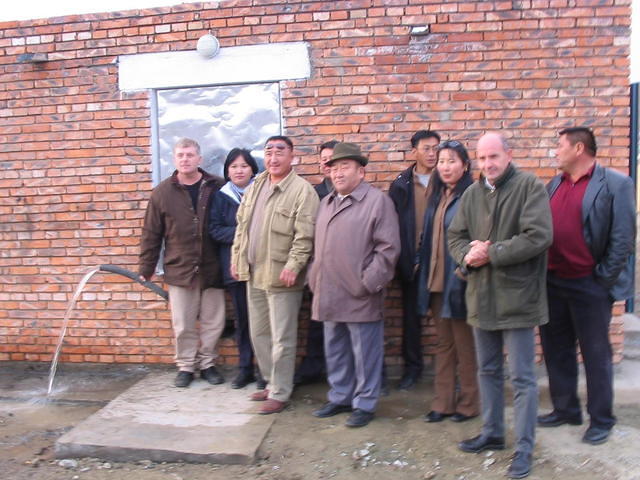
[0,0,632,370]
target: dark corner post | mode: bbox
[627,82,639,312]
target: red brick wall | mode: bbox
[0,0,631,368]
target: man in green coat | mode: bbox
[448,132,553,479]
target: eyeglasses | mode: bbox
[416,145,439,153]
[439,140,463,149]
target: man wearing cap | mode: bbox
[308,142,400,428]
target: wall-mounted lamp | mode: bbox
[409,25,430,36]
[17,53,49,63]
[196,32,220,59]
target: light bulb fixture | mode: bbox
[196,32,220,59]
[410,25,430,36]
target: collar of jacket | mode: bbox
[548,162,603,197]
[397,164,416,185]
[328,180,370,203]
[169,167,214,186]
[255,168,298,192]
[479,162,516,190]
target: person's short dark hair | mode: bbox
[559,127,597,157]
[320,140,339,153]
[410,130,441,149]
[265,135,293,150]
[223,148,259,181]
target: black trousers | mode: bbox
[228,282,254,372]
[539,273,616,429]
[296,318,326,377]
[296,290,326,378]
[400,280,424,376]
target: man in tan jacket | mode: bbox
[231,135,319,415]
[308,143,400,428]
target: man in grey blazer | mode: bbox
[538,127,635,446]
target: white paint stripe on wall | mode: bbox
[118,42,311,91]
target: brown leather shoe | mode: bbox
[249,389,270,401]
[259,398,287,415]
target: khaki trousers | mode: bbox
[430,293,480,416]
[168,285,225,372]
[247,282,303,402]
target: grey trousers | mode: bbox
[324,320,384,413]
[473,326,538,454]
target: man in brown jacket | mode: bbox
[139,138,226,388]
[308,143,400,428]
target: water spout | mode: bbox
[46,265,168,397]
[47,267,101,396]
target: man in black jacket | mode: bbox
[388,130,441,390]
[538,127,635,446]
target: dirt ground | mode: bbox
[2,362,640,480]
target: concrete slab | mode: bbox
[55,372,275,464]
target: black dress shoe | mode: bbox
[293,372,325,386]
[345,409,375,428]
[312,402,353,418]
[231,371,255,389]
[450,412,477,423]
[507,451,532,479]
[174,371,194,388]
[424,411,452,423]
[537,411,582,428]
[582,425,612,445]
[458,434,505,453]
[200,366,224,385]
[397,373,419,390]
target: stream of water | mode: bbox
[46,267,101,397]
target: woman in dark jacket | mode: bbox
[209,148,264,389]
[417,140,479,423]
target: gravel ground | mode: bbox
[2,362,640,480]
